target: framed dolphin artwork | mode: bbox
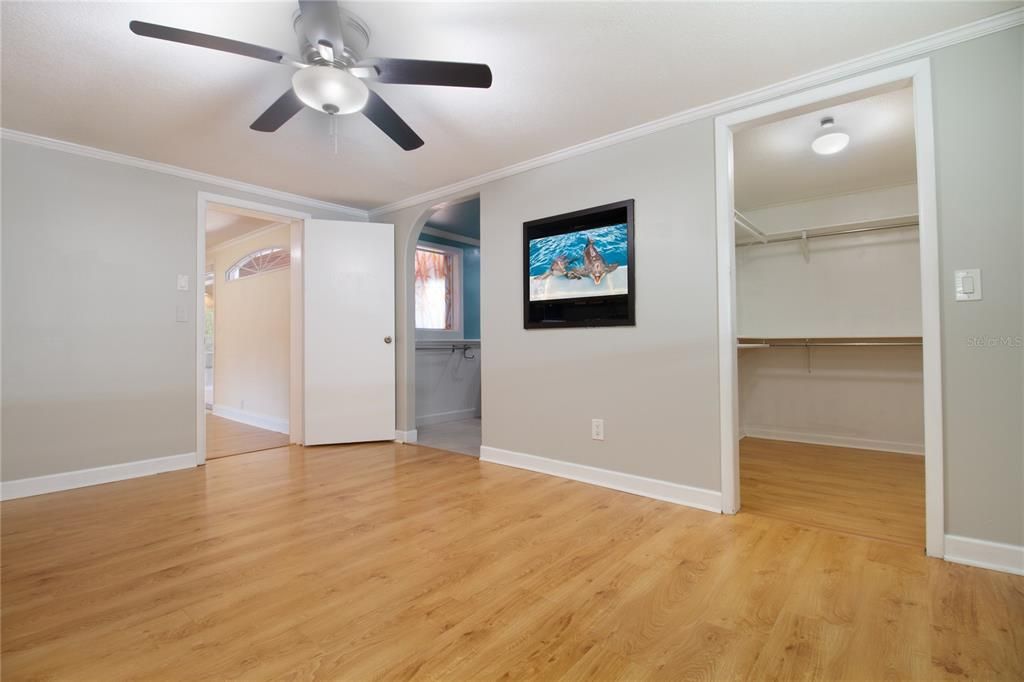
[523,199,635,329]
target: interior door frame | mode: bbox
[713,58,945,557]
[195,192,311,465]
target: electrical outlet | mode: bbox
[591,418,605,441]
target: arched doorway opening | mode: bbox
[402,194,482,455]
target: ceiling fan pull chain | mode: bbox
[330,114,339,154]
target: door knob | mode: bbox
[384,336,392,344]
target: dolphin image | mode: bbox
[533,254,570,280]
[570,236,620,284]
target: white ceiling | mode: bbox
[206,208,281,247]
[734,86,917,210]
[2,2,1016,210]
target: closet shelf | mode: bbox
[737,336,922,348]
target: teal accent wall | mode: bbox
[417,233,480,339]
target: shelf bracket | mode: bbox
[800,230,810,263]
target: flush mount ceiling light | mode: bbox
[811,116,850,155]
[292,65,369,115]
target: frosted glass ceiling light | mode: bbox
[811,116,850,155]
[291,65,369,115]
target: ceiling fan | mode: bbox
[129,0,492,150]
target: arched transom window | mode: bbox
[225,247,290,282]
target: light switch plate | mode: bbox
[176,274,189,291]
[954,269,982,301]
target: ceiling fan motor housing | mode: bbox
[293,7,370,67]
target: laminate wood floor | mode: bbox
[740,437,925,547]
[206,412,290,460]
[2,442,1021,680]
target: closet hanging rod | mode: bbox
[738,337,922,348]
[415,342,479,359]
[736,220,919,247]
[755,342,921,347]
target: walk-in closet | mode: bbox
[733,85,926,547]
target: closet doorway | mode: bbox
[411,197,482,456]
[715,61,944,555]
[203,204,294,459]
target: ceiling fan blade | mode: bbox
[362,91,424,151]
[250,89,305,132]
[129,20,288,64]
[297,1,346,58]
[362,58,492,88]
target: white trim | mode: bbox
[421,226,481,247]
[416,407,480,427]
[716,118,740,515]
[714,59,945,558]
[0,128,368,220]
[207,221,292,253]
[197,192,311,464]
[395,429,418,444]
[368,8,1023,219]
[741,428,923,456]
[289,219,305,446]
[0,453,196,501]
[211,405,289,434]
[945,535,1024,576]
[910,65,946,560]
[480,446,722,513]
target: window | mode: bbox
[225,247,289,282]
[415,243,462,333]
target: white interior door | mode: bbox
[304,219,395,445]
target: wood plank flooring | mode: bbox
[740,437,925,547]
[206,412,290,460]
[2,441,1022,680]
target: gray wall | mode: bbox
[479,123,721,488]
[930,28,1023,545]
[0,140,360,481]
[380,26,1024,545]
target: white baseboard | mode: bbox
[945,535,1024,576]
[741,426,924,455]
[416,408,480,427]
[212,405,289,434]
[0,452,197,501]
[395,429,418,444]
[480,446,722,513]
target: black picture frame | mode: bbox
[523,199,635,329]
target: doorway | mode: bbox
[204,204,294,460]
[195,193,398,465]
[410,197,482,456]
[715,60,945,556]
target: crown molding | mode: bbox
[0,128,369,220]
[368,7,1024,218]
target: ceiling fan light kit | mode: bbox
[292,65,369,115]
[128,1,492,151]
